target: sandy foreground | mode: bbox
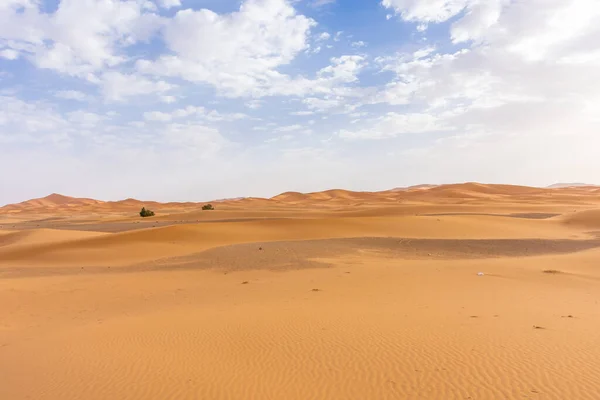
[2,184,600,399]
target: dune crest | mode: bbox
[3,183,600,215]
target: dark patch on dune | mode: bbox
[5,217,289,233]
[4,237,600,278]
[137,237,600,273]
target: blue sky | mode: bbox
[1,0,599,204]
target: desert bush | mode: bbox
[202,204,214,210]
[140,207,155,217]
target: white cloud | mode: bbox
[156,0,181,9]
[265,134,293,143]
[290,111,314,116]
[161,95,177,104]
[300,92,368,114]
[0,0,164,78]
[0,96,69,144]
[303,96,344,111]
[55,90,88,101]
[275,124,303,132]
[369,0,600,164]
[299,56,371,113]
[312,0,336,6]
[101,72,174,102]
[317,55,366,83]
[449,0,508,43]
[351,41,367,48]
[381,0,470,23]
[137,0,316,97]
[162,123,230,158]
[66,110,105,128]
[337,112,448,140]
[144,106,248,123]
[245,99,264,109]
[0,49,19,60]
[317,32,331,41]
[129,121,146,128]
[143,111,173,122]
[0,96,115,144]
[1,1,368,104]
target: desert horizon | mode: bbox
[3,182,600,399]
[3,0,600,398]
[2,181,599,212]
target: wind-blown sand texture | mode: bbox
[2,183,600,399]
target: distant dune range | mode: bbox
[3,182,600,399]
[1,182,599,215]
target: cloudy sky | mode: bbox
[1,0,599,204]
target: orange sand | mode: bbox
[1,183,600,399]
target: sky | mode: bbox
[1,0,599,204]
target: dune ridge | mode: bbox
[3,182,600,215]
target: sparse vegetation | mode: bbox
[202,204,214,210]
[543,269,562,274]
[139,207,155,217]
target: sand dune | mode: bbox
[561,209,600,229]
[1,193,104,213]
[2,183,600,399]
[3,183,599,215]
[0,212,589,269]
[0,228,107,248]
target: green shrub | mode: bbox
[140,207,155,217]
[202,204,214,211]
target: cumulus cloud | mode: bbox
[55,90,88,101]
[144,106,248,123]
[0,96,70,144]
[381,0,470,23]
[317,55,366,83]
[100,72,174,102]
[162,123,230,158]
[290,111,315,116]
[160,95,177,104]
[317,32,331,41]
[0,49,19,60]
[368,0,600,148]
[337,112,448,140]
[136,0,316,97]
[156,0,181,9]
[0,0,163,78]
[275,124,303,132]
[264,134,293,143]
[312,0,336,6]
[0,0,367,103]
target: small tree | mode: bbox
[140,207,155,217]
[202,204,214,210]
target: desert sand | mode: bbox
[2,183,600,399]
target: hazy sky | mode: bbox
[1,0,599,205]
